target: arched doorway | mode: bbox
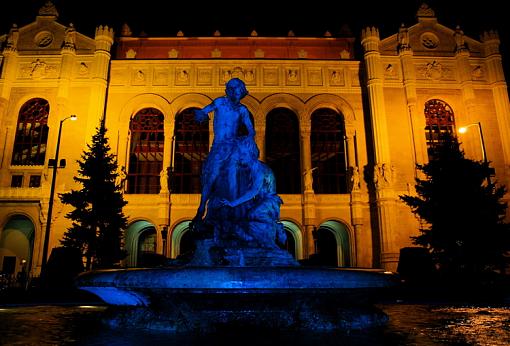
[281,220,303,260]
[170,221,194,258]
[316,220,352,267]
[0,215,35,284]
[125,220,157,267]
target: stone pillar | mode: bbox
[361,27,399,271]
[0,25,19,115]
[300,122,316,257]
[454,26,483,160]
[398,24,427,168]
[86,25,114,139]
[482,31,510,186]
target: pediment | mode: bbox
[3,17,95,55]
[380,20,483,58]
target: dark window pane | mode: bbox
[11,98,50,166]
[127,108,164,194]
[172,108,209,193]
[29,175,41,188]
[265,108,301,194]
[311,108,347,193]
[11,175,23,187]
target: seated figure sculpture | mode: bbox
[218,137,287,248]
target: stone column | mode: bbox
[300,122,316,257]
[398,24,427,169]
[482,31,510,187]
[86,26,114,140]
[361,27,399,271]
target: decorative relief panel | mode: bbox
[328,69,344,86]
[383,63,398,80]
[220,66,255,85]
[19,59,58,79]
[110,68,128,85]
[76,62,90,78]
[307,68,323,86]
[153,68,169,86]
[263,67,279,86]
[132,69,147,85]
[286,67,301,86]
[417,61,453,81]
[471,65,485,81]
[196,67,213,86]
[175,68,191,85]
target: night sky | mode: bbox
[1,0,509,70]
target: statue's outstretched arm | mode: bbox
[195,103,216,123]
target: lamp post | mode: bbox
[458,121,491,184]
[40,115,77,274]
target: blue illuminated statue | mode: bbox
[191,78,293,266]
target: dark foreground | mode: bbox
[0,302,509,345]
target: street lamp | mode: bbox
[458,121,491,184]
[40,115,77,274]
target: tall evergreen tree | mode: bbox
[400,134,510,275]
[60,120,128,269]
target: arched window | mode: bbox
[172,108,209,193]
[11,98,50,165]
[127,108,164,194]
[265,108,301,194]
[311,108,347,193]
[424,99,456,160]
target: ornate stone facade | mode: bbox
[1,3,509,278]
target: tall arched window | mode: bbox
[265,108,301,194]
[127,108,164,194]
[311,108,347,193]
[11,98,50,165]
[172,108,209,193]
[424,99,456,160]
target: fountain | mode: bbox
[76,78,398,332]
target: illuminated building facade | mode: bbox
[1,2,509,279]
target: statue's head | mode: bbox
[225,78,248,101]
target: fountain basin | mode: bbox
[76,266,398,332]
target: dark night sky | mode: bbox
[1,0,509,68]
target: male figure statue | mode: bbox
[193,78,254,221]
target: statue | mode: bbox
[116,166,127,191]
[63,23,76,49]
[193,78,254,221]
[190,78,295,266]
[350,166,361,192]
[303,167,318,192]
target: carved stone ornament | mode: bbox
[420,32,439,50]
[34,31,54,48]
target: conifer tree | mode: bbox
[60,120,128,269]
[400,134,510,275]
